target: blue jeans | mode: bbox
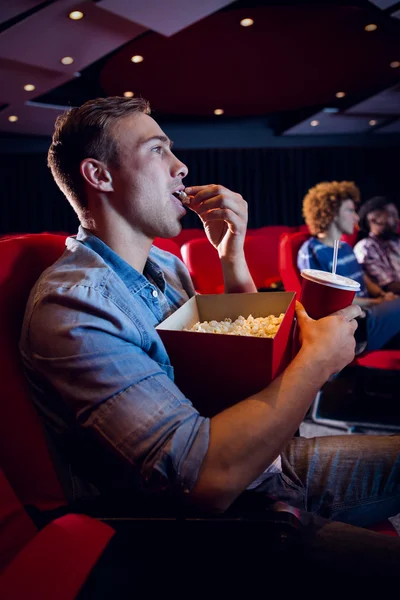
[365,296,400,351]
[249,435,400,578]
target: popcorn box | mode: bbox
[156,292,296,417]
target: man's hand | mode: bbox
[295,301,362,376]
[184,184,248,260]
[382,291,397,302]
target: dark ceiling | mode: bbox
[0,0,399,137]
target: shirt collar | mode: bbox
[75,226,166,294]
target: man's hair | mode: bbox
[358,196,391,233]
[48,96,151,218]
[302,181,360,235]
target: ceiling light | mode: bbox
[123,91,134,98]
[8,115,18,122]
[214,109,224,115]
[69,11,84,20]
[390,61,400,69]
[310,120,319,127]
[240,18,254,27]
[369,119,377,126]
[364,24,377,32]
[23,84,35,91]
[335,91,346,98]
[323,107,339,113]
[61,56,74,65]
[131,55,143,63]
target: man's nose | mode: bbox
[173,157,188,179]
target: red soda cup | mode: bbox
[299,269,360,320]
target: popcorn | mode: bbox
[184,313,285,338]
[173,190,191,205]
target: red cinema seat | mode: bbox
[249,227,297,278]
[0,233,69,511]
[248,225,297,238]
[0,469,37,573]
[356,350,400,370]
[180,237,224,294]
[153,237,183,259]
[297,224,310,234]
[278,231,309,295]
[170,228,206,248]
[367,520,398,536]
[243,235,282,289]
[0,469,115,600]
[341,229,358,248]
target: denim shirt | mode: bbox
[20,227,210,500]
[20,227,281,502]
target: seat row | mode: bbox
[153,224,357,295]
[0,225,350,296]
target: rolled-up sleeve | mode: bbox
[27,284,210,495]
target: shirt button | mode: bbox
[152,289,158,298]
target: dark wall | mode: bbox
[0,153,78,235]
[178,145,400,229]
[0,145,399,235]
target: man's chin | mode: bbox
[161,222,183,239]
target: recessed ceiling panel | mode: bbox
[283,111,377,135]
[0,1,43,26]
[0,57,73,105]
[346,83,400,116]
[0,0,146,73]
[368,1,399,9]
[0,102,68,136]
[97,0,234,37]
[374,118,400,133]
[0,1,399,137]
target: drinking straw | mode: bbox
[332,239,339,276]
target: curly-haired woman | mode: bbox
[297,181,400,351]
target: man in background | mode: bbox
[354,196,400,295]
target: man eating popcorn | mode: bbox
[20,97,400,581]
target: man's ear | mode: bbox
[80,159,114,192]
